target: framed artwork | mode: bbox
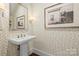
[16,15,25,29]
[44,3,78,29]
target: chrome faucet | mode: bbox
[17,34,26,38]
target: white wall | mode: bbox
[32,3,79,56]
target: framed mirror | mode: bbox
[9,3,28,31]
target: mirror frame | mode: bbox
[9,3,28,31]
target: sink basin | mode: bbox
[8,35,36,45]
[8,34,36,56]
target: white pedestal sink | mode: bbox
[8,35,36,56]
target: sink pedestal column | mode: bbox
[20,42,29,56]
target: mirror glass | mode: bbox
[9,3,28,31]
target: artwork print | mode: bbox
[17,15,25,29]
[44,3,75,28]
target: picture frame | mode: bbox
[44,3,77,29]
[16,15,25,29]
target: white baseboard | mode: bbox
[33,48,52,56]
